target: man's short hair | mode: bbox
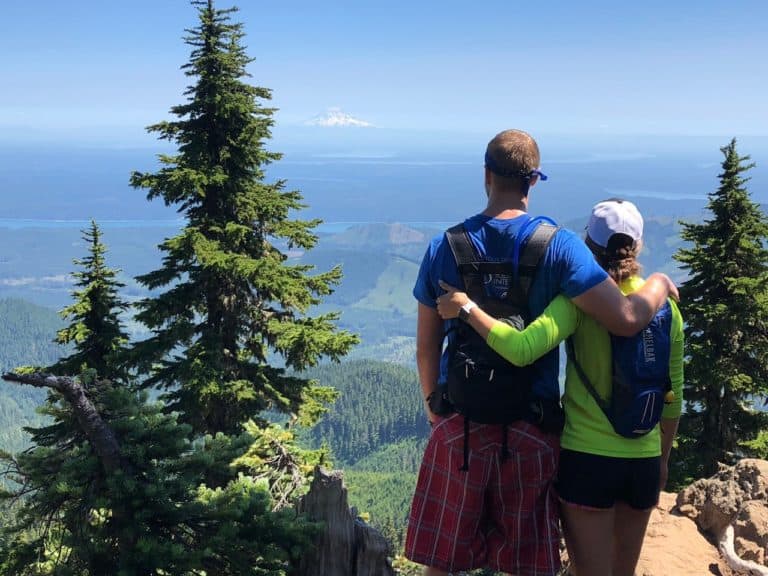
[485,129,541,194]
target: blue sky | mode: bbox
[2,0,768,143]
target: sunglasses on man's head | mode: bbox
[484,152,548,181]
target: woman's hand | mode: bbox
[436,280,471,319]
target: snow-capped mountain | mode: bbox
[305,107,373,128]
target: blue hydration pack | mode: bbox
[567,300,673,438]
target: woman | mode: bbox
[435,199,683,576]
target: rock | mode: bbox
[735,537,764,565]
[676,459,768,539]
[678,503,699,518]
[733,460,768,499]
[677,472,743,537]
[735,501,768,553]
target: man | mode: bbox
[404,129,677,576]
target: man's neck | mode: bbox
[483,193,528,219]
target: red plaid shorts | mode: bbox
[404,413,561,575]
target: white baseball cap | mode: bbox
[586,199,643,248]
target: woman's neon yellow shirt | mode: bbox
[486,276,684,458]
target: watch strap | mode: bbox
[459,301,477,322]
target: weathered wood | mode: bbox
[2,372,132,476]
[719,524,768,576]
[295,467,395,576]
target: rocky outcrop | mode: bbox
[636,492,735,576]
[295,467,395,576]
[676,459,768,575]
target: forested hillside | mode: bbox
[0,303,425,548]
[300,359,429,547]
[301,359,428,465]
[0,299,63,452]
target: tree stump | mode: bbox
[295,467,395,576]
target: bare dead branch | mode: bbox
[2,372,133,477]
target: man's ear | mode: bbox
[528,174,539,188]
[484,166,492,189]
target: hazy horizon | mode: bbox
[1,135,765,228]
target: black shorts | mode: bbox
[555,449,660,510]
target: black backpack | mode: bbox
[436,218,558,469]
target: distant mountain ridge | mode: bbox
[0,218,689,354]
[324,222,428,248]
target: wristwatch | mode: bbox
[459,300,477,322]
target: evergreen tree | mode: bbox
[0,215,312,574]
[49,220,128,380]
[129,0,357,437]
[0,372,313,575]
[2,2,354,572]
[674,139,768,479]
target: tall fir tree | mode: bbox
[129,0,357,437]
[49,220,128,380]
[1,225,314,573]
[674,138,768,479]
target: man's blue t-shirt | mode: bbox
[413,213,608,401]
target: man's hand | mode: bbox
[436,280,470,319]
[572,272,680,337]
[647,272,680,302]
[423,394,438,426]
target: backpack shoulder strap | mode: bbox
[516,222,558,301]
[445,223,485,303]
[503,222,558,307]
[566,337,611,415]
[445,223,476,266]
[447,220,556,306]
